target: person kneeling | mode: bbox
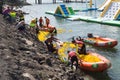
[78,43,87,55]
[16,20,26,31]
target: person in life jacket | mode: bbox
[19,12,24,21]
[39,17,44,28]
[16,10,24,22]
[44,16,50,28]
[9,10,16,23]
[30,18,38,32]
[48,25,57,35]
[2,6,11,19]
[78,43,87,55]
[68,50,78,70]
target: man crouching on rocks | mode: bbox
[16,20,26,31]
[45,34,63,54]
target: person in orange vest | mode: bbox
[39,17,44,28]
[44,16,50,28]
[68,50,78,70]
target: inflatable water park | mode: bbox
[46,0,120,26]
[45,0,97,17]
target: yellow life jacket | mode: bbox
[30,23,36,27]
[9,11,16,18]
[30,19,37,27]
[20,16,24,20]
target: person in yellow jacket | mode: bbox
[30,18,38,32]
[17,10,25,21]
[19,14,24,21]
[9,10,16,23]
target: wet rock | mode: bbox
[24,51,33,54]
[54,68,61,72]
[0,43,6,49]
[44,65,50,69]
[52,76,60,80]
[62,66,66,72]
[21,38,33,46]
[4,55,11,60]
[12,65,19,69]
[22,73,36,80]
[9,46,15,50]
[0,49,9,56]
[46,58,52,66]
[32,56,45,64]
[49,74,54,78]
[79,77,84,80]
[18,46,30,51]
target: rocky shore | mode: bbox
[0,14,87,80]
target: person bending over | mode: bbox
[68,50,78,70]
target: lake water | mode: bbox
[21,0,120,80]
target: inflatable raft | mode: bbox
[83,35,118,48]
[40,25,57,33]
[56,41,111,72]
[78,51,111,72]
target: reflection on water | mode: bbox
[83,70,111,80]
[21,1,120,80]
